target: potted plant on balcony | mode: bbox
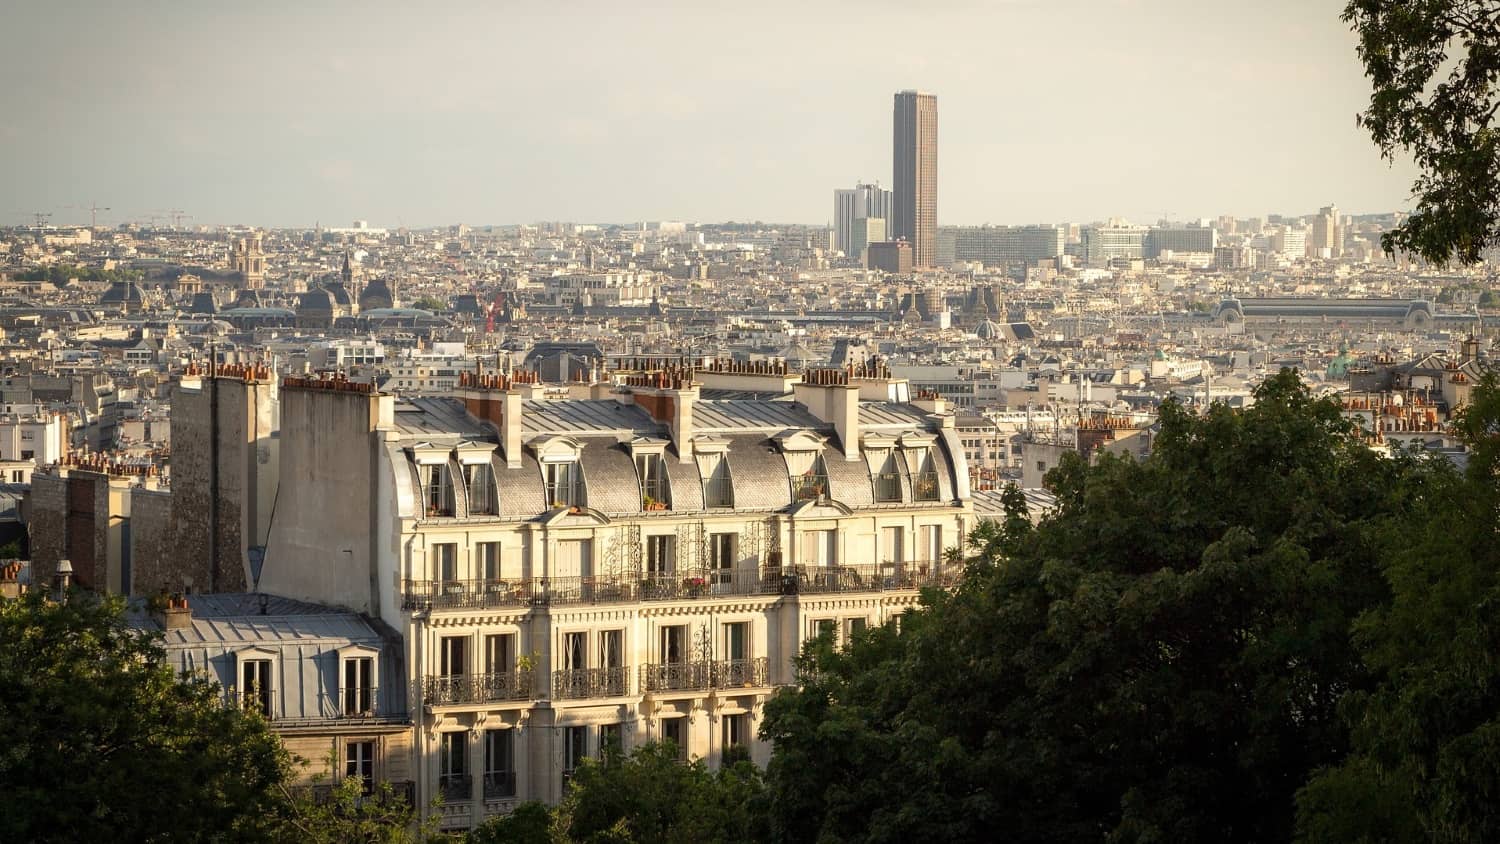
[683,575,706,598]
[642,494,666,511]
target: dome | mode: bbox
[297,288,337,313]
[323,282,353,307]
[975,319,1002,341]
[99,281,147,305]
[358,278,394,311]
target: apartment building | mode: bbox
[256,363,973,832]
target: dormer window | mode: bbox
[545,462,581,508]
[698,452,734,508]
[635,453,670,510]
[792,454,829,502]
[464,463,495,515]
[871,450,902,502]
[909,448,940,502]
[421,464,455,517]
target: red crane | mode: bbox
[485,291,508,333]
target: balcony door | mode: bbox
[554,539,592,580]
[799,529,836,568]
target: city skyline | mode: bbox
[3,1,1419,229]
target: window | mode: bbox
[646,534,674,576]
[660,625,686,665]
[345,740,375,795]
[464,463,495,515]
[477,542,501,583]
[880,526,904,565]
[799,530,836,567]
[241,658,273,717]
[483,729,515,798]
[440,731,469,800]
[599,629,623,671]
[872,451,902,502]
[600,723,623,757]
[484,633,514,675]
[700,453,733,508]
[636,453,668,509]
[544,461,581,508]
[911,448,940,501]
[563,725,588,787]
[563,632,587,671]
[723,622,747,662]
[440,636,467,678]
[662,717,685,759]
[434,543,458,586]
[342,655,374,716]
[708,532,735,587]
[815,619,837,642]
[919,525,943,565]
[20,450,32,461]
[792,455,829,501]
[722,714,748,755]
[421,464,454,516]
[844,617,868,640]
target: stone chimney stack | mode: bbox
[459,370,537,468]
[793,368,861,461]
[160,593,192,630]
[621,364,699,463]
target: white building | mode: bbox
[256,363,973,833]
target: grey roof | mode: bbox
[823,447,874,507]
[496,452,547,516]
[395,397,489,440]
[521,400,657,436]
[132,593,383,646]
[579,439,641,515]
[859,402,933,428]
[694,400,826,432]
[662,452,704,510]
[724,434,792,510]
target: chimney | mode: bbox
[623,366,699,463]
[502,389,523,468]
[160,593,192,630]
[52,558,72,598]
[1462,336,1480,364]
[0,560,22,599]
[459,371,530,468]
[793,368,861,461]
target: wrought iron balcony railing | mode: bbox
[483,771,517,799]
[438,774,473,803]
[872,472,903,502]
[423,672,534,705]
[911,471,942,501]
[792,473,829,501]
[640,657,770,692]
[552,665,630,700]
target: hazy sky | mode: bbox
[1,0,1418,229]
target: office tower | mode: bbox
[833,183,891,256]
[892,90,938,267]
[1145,226,1218,258]
[1079,221,1149,263]
[1308,204,1343,258]
[850,217,887,262]
[944,225,1067,268]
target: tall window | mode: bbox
[464,463,495,515]
[440,731,468,800]
[483,730,515,798]
[345,740,375,795]
[440,636,467,678]
[872,451,902,502]
[563,726,588,787]
[701,453,733,508]
[636,453,668,509]
[646,534,674,576]
[660,625,686,665]
[919,525,943,565]
[484,634,513,676]
[422,464,454,516]
[662,718,685,760]
[241,658,273,718]
[709,532,736,587]
[600,723,623,757]
[722,714,748,755]
[723,622,747,662]
[599,630,623,671]
[544,462,581,508]
[563,632,587,671]
[880,526,905,565]
[342,656,374,716]
[477,542,501,583]
[434,543,458,586]
[800,530,836,567]
[911,448,940,501]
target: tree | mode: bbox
[275,752,439,844]
[1296,375,1500,842]
[412,296,447,312]
[1344,1,1500,264]
[0,589,289,842]
[467,801,554,844]
[554,741,767,843]
[761,370,1433,843]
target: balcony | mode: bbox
[639,570,776,601]
[640,657,769,693]
[911,471,941,501]
[439,774,473,803]
[423,672,534,706]
[401,578,536,612]
[792,472,829,502]
[483,771,517,799]
[872,472,903,502]
[552,665,630,700]
[294,779,416,807]
[778,563,945,595]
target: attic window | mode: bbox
[421,464,455,517]
[698,452,734,508]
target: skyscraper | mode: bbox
[892,90,938,267]
[832,183,891,257]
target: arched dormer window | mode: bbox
[862,432,902,502]
[533,436,585,509]
[409,443,455,517]
[455,442,498,516]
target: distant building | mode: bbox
[892,90,938,267]
[1078,222,1148,263]
[229,232,267,290]
[868,240,914,274]
[945,225,1066,268]
[832,184,891,258]
[1145,226,1217,257]
[1307,204,1344,258]
[849,217,886,264]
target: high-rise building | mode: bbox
[892,90,937,268]
[850,216,887,263]
[832,183,891,257]
[1078,221,1149,263]
[944,225,1066,268]
[1308,204,1343,258]
[1145,226,1218,257]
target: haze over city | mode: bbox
[3,0,1419,228]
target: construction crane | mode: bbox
[485,291,507,333]
[64,202,110,229]
[30,211,51,230]
[168,209,189,229]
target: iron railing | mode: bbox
[641,476,670,510]
[911,471,941,501]
[402,579,536,611]
[872,472,903,502]
[703,476,734,508]
[553,665,631,699]
[792,473,829,501]
[423,672,534,705]
[439,774,473,803]
[640,657,770,692]
[294,779,415,807]
[340,685,378,718]
[483,771,517,799]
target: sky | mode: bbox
[0,0,1420,230]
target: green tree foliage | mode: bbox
[276,752,438,844]
[1296,374,1500,843]
[553,741,767,843]
[467,801,554,844]
[14,265,144,283]
[761,370,1429,843]
[1345,1,1500,264]
[412,296,448,312]
[0,589,288,842]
